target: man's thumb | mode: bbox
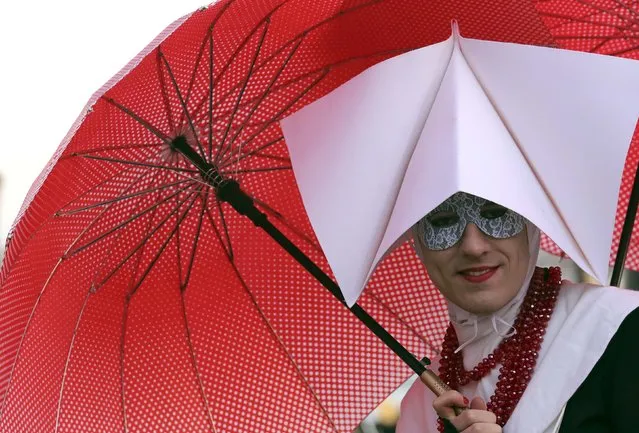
[470,396,487,411]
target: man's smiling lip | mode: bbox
[458,266,500,283]
[458,265,499,274]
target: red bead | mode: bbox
[437,267,561,428]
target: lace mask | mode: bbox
[417,192,525,250]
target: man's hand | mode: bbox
[433,390,502,432]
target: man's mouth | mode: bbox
[459,266,499,282]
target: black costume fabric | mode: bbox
[441,306,639,433]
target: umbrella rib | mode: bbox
[221,165,291,175]
[118,173,170,431]
[0,169,164,410]
[604,42,639,56]
[221,34,304,169]
[187,0,393,140]
[120,299,131,432]
[79,154,199,175]
[184,33,210,112]
[54,289,93,433]
[198,0,385,121]
[115,192,202,430]
[208,45,410,141]
[199,191,338,430]
[218,136,284,169]
[539,11,634,33]
[184,1,237,123]
[55,152,162,216]
[220,68,330,171]
[202,197,337,429]
[215,20,271,165]
[57,179,192,216]
[543,1,639,52]
[245,152,290,163]
[102,97,171,143]
[577,0,637,23]
[199,0,236,123]
[204,0,289,112]
[613,0,639,17]
[95,190,199,291]
[115,187,201,431]
[226,259,340,433]
[589,29,629,53]
[181,194,208,290]
[157,50,177,132]
[67,182,195,259]
[57,165,155,219]
[62,142,164,158]
[176,198,184,287]
[179,292,219,433]
[0,259,63,419]
[60,169,165,261]
[158,48,207,159]
[209,201,234,261]
[89,170,172,293]
[363,291,441,356]
[208,28,216,161]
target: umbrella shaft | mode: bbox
[611,159,639,287]
[232,188,428,376]
[171,137,428,375]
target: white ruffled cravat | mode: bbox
[445,224,540,399]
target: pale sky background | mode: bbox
[0,0,210,240]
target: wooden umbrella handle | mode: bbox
[419,369,465,416]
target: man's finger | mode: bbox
[432,390,467,419]
[450,408,497,431]
[470,396,488,411]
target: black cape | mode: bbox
[442,306,639,433]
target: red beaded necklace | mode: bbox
[437,267,562,430]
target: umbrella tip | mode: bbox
[450,20,460,37]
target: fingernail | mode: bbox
[463,397,469,405]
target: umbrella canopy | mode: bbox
[1,0,637,432]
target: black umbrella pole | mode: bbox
[611,159,639,287]
[217,179,428,375]
[217,181,460,402]
[171,139,429,375]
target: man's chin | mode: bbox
[457,292,512,316]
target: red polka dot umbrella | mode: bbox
[0,1,637,432]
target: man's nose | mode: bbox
[458,223,491,256]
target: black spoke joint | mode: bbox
[171,134,267,226]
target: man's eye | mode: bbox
[480,205,508,219]
[427,212,459,228]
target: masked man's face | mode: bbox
[414,192,530,315]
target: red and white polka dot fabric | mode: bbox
[0,1,636,432]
